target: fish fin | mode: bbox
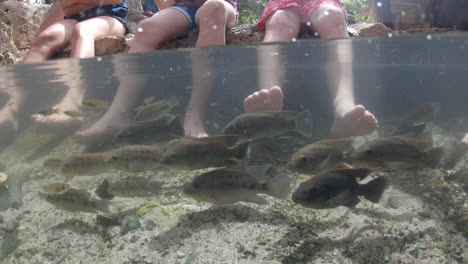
[359,176,389,203]
[96,199,111,214]
[245,165,273,178]
[294,110,313,137]
[393,123,426,138]
[392,131,433,151]
[95,179,114,200]
[266,174,291,200]
[198,135,241,146]
[230,140,252,160]
[329,168,372,181]
[424,146,444,169]
[316,154,343,172]
[313,138,353,151]
[241,194,269,205]
[328,190,360,208]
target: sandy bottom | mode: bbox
[0,121,466,264]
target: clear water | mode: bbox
[0,34,467,263]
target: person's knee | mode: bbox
[71,22,97,41]
[30,30,61,53]
[197,0,230,24]
[310,5,346,31]
[266,10,300,35]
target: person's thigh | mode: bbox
[36,19,78,47]
[74,16,126,39]
[194,0,237,29]
[141,8,192,39]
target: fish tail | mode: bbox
[424,146,444,168]
[266,174,291,200]
[360,176,389,203]
[95,179,114,200]
[294,110,313,137]
[96,199,111,214]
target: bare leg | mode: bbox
[244,9,300,113]
[183,0,236,137]
[309,4,378,137]
[462,133,468,145]
[30,17,126,127]
[76,9,191,144]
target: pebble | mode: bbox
[120,216,141,235]
[3,219,18,231]
[177,251,186,258]
[387,196,407,209]
[47,232,63,242]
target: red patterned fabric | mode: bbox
[257,0,346,32]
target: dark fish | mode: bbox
[95,178,162,199]
[115,114,183,143]
[160,135,251,170]
[134,97,178,122]
[64,110,84,118]
[42,183,70,195]
[37,107,59,116]
[222,110,313,139]
[393,102,440,136]
[351,136,444,171]
[82,99,108,108]
[183,165,291,205]
[288,138,352,174]
[292,168,389,209]
[110,145,163,172]
[62,153,112,176]
[43,157,65,172]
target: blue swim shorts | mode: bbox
[167,5,199,29]
[65,3,130,34]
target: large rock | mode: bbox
[349,22,393,37]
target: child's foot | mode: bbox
[462,133,468,146]
[31,104,83,128]
[75,114,131,145]
[330,105,378,138]
[184,108,208,138]
[243,86,284,113]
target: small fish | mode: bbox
[43,157,65,172]
[110,145,163,172]
[351,136,444,171]
[95,178,162,199]
[64,110,84,118]
[62,153,112,176]
[222,110,313,139]
[37,107,59,116]
[160,135,251,170]
[288,138,353,174]
[115,114,183,143]
[183,165,291,205]
[134,97,178,122]
[143,96,156,105]
[292,168,389,209]
[42,183,70,195]
[40,186,110,213]
[394,102,440,136]
[82,99,108,108]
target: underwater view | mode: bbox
[0,33,466,263]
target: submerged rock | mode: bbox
[120,216,141,235]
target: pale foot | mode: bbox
[462,133,468,146]
[183,107,208,138]
[330,105,378,138]
[243,86,284,113]
[31,105,83,128]
[75,114,131,145]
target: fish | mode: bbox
[134,97,179,122]
[393,102,440,136]
[40,186,110,213]
[0,172,23,211]
[159,135,251,170]
[43,157,65,172]
[62,153,112,176]
[222,110,313,139]
[350,136,444,171]
[183,165,291,205]
[110,145,163,172]
[64,110,84,118]
[292,168,389,209]
[82,99,108,108]
[115,114,183,143]
[288,138,353,174]
[42,183,70,195]
[95,178,162,199]
[37,107,59,116]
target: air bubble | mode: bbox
[401,11,406,16]
[324,10,330,16]
[96,57,102,62]
[213,25,218,30]
[426,34,432,40]
[137,27,143,33]
[314,32,319,37]
[387,32,393,38]
[292,38,297,42]
[306,21,311,26]
[367,39,372,43]
[377,1,382,7]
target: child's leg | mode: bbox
[243,8,300,113]
[69,16,126,59]
[183,0,236,137]
[76,10,192,144]
[23,19,78,63]
[308,3,378,137]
